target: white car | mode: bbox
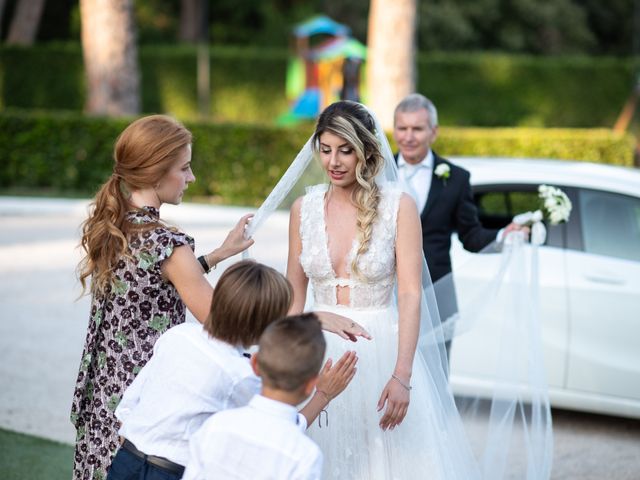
[448,157,640,419]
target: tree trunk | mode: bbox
[0,0,7,39]
[80,0,140,116]
[6,0,46,45]
[0,0,7,38]
[179,0,200,43]
[366,0,416,131]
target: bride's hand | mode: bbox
[315,311,372,342]
[377,377,410,431]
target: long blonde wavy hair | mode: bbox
[312,101,385,278]
[77,115,192,296]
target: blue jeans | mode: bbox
[107,447,183,480]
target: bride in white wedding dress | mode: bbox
[245,100,553,480]
[285,101,475,479]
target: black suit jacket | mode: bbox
[398,151,498,283]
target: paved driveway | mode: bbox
[1,197,638,479]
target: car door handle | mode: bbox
[583,274,625,285]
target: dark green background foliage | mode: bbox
[2,0,636,56]
[0,110,311,205]
[0,44,86,111]
[415,53,640,128]
[0,110,633,206]
[137,46,290,124]
[0,45,290,124]
[1,45,638,128]
[416,0,626,55]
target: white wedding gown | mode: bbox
[300,183,474,480]
[247,103,552,479]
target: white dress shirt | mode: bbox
[397,149,434,213]
[116,323,260,467]
[183,394,322,480]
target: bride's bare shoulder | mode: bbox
[398,192,419,217]
[290,184,328,214]
[290,196,304,214]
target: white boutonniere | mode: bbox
[434,163,450,185]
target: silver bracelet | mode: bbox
[391,374,412,391]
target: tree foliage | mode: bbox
[1,0,636,55]
[418,0,598,54]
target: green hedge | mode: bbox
[0,110,634,206]
[0,110,310,205]
[416,54,639,128]
[1,44,639,128]
[436,127,635,167]
[0,44,288,125]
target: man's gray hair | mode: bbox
[394,93,438,128]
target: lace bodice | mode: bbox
[299,183,402,309]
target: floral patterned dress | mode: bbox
[71,206,194,480]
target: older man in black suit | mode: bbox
[393,93,521,362]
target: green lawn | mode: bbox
[0,428,73,480]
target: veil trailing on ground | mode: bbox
[244,103,553,479]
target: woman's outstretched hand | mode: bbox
[316,311,372,342]
[316,351,358,401]
[214,214,255,260]
[377,377,410,431]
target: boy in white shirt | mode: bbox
[183,313,329,480]
[107,261,356,480]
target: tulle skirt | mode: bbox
[307,304,460,480]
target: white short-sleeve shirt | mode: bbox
[115,323,259,466]
[183,394,322,480]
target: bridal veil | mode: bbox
[244,103,553,480]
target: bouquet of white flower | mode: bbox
[538,184,572,225]
[512,185,572,245]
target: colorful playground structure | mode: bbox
[278,15,367,125]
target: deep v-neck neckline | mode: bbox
[321,190,358,280]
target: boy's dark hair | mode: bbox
[204,260,293,348]
[257,313,326,392]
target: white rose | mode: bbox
[538,185,551,195]
[549,210,564,225]
[435,164,450,178]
